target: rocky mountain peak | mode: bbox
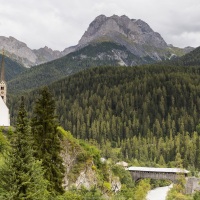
[37,46,59,54]
[134,19,153,33]
[0,36,28,49]
[78,14,167,50]
[33,46,62,64]
[0,14,193,69]
[94,14,107,21]
[0,36,63,67]
[0,36,37,67]
[44,46,51,50]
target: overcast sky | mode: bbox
[0,0,200,51]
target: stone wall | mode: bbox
[185,177,200,194]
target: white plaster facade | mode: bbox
[0,95,10,126]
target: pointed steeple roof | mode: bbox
[0,49,5,82]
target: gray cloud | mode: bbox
[0,0,200,50]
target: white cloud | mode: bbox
[0,0,200,50]
[169,32,200,48]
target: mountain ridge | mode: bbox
[76,14,192,62]
[0,36,64,67]
[0,14,194,68]
[7,39,200,94]
[78,15,167,49]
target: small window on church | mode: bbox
[1,96,4,99]
[1,87,4,90]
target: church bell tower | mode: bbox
[0,50,7,104]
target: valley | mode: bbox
[0,13,200,200]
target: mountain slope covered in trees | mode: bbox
[7,65,200,200]
[175,46,200,66]
[7,44,198,95]
[7,43,197,95]
[7,45,200,170]
[8,65,200,170]
[7,42,155,94]
[48,65,200,138]
[159,46,200,67]
[0,88,149,200]
[9,65,200,139]
[0,54,25,81]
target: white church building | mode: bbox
[0,50,10,127]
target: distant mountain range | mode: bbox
[0,15,194,68]
[0,36,63,67]
[6,15,200,175]
[173,46,200,66]
[7,42,200,95]
[1,14,199,94]
[77,15,192,58]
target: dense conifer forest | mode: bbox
[174,46,200,66]
[8,65,200,170]
[0,88,156,200]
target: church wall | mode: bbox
[0,96,10,126]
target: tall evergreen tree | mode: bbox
[0,97,49,200]
[31,87,65,195]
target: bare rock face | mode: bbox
[183,46,195,54]
[61,137,97,190]
[0,15,192,68]
[0,36,37,67]
[78,14,168,54]
[74,163,97,189]
[33,46,61,64]
[0,36,64,67]
[61,45,77,56]
[76,14,195,62]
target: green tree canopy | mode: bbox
[31,87,65,195]
[0,97,49,200]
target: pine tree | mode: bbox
[31,87,65,195]
[0,130,8,153]
[0,97,49,200]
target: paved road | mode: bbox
[146,184,173,200]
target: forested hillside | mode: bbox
[159,46,200,67]
[176,46,200,66]
[7,42,155,94]
[0,54,25,81]
[7,44,198,95]
[0,88,150,200]
[8,65,200,169]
